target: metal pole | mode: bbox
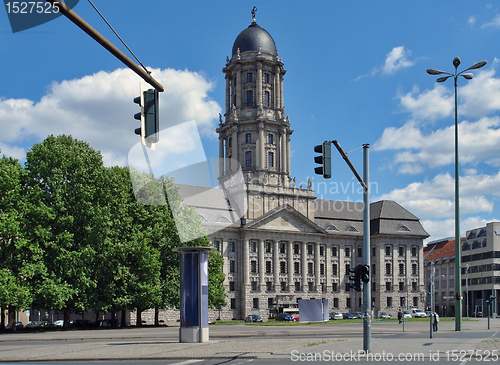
[362,144,371,353]
[466,263,469,320]
[45,0,164,92]
[454,72,462,331]
[430,281,434,338]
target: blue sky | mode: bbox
[1,0,500,243]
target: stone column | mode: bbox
[225,138,230,176]
[287,134,291,174]
[281,127,287,174]
[280,73,284,110]
[288,241,293,292]
[243,239,249,284]
[235,68,241,109]
[274,66,280,110]
[259,239,265,288]
[301,242,307,290]
[231,127,238,172]
[257,62,262,108]
[325,243,332,291]
[225,74,230,114]
[274,240,279,291]
[219,137,224,179]
[259,122,265,170]
[315,243,321,290]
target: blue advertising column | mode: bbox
[173,247,215,343]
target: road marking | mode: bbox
[172,360,204,365]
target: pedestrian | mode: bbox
[398,309,403,324]
[433,312,439,332]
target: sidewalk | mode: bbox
[0,319,498,361]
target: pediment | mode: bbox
[245,205,326,234]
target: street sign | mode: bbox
[443,296,454,300]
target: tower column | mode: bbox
[273,240,279,290]
[243,239,249,284]
[288,241,293,291]
[231,127,238,171]
[225,75,230,114]
[225,138,230,175]
[257,62,263,107]
[259,122,265,170]
[219,137,224,179]
[315,243,321,290]
[274,66,281,111]
[301,242,307,289]
[235,68,242,109]
[287,134,291,174]
[280,73,284,110]
[259,239,265,288]
[281,127,287,174]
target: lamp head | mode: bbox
[461,73,473,80]
[453,57,461,68]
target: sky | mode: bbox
[1,0,500,243]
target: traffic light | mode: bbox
[361,264,370,284]
[349,264,362,291]
[313,141,331,179]
[456,293,461,301]
[134,84,159,149]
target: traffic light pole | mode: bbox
[362,144,371,353]
[45,0,164,92]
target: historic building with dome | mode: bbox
[177,13,430,321]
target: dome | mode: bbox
[232,22,277,57]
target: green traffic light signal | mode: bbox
[361,264,370,284]
[313,141,331,179]
[349,264,362,291]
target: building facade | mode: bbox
[183,16,429,321]
[424,222,500,317]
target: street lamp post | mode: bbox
[427,57,487,332]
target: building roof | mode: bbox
[423,238,457,266]
[232,22,277,56]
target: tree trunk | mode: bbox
[154,307,159,326]
[63,308,71,328]
[0,306,5,331]
[111,309,116,328]
[120,309,127,328]
[136,308,142,326]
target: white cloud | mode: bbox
[0,68,221,167]
[398,84,453,121]
[468,16,476,26]
[355,46,415,80]
[481,13,500,28]
[421,216,492,243]
[382,46,415,75]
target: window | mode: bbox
[412,264,417,275]
[399,263,405,275]
[308,262,313,275]
[333,298,339,308]
[247,90,254,106]
[332,263,338,276]
[245,151,252,168]
[230,260,236,273]
[385,246,391,256]
[358,248,362,258]
[386,282,392,291]
[228,137,232,148]
[280,261,286,274]
[264,91,270,107]
[412,281,417,291]
[320,246,324,256]
[229,241,235,252]
[399,282,405,291]
[386,263,391,275]
[268,133,273,144]
[265,241,272,253]
[265,261,272,274]
[372,246,376,257]
[308,282,314,291]
[345,247,350,257]
[268,152,274,167]
[295,282,301,291]
[294,262,300,274]
[229,281,235,291]
[279,242,286,254]
[371,264,376,275]
[268,298,274,307]
[294,244,300,255]
[332,282,338,292]
[411,246,417,256]
[413,297,419,307]
[264,73,269,83]
[250,241,256,252]
[247,72,253,82]
[307,244,313,255]
[400,297,405,307]
[231,298,236,309]
[280,281,287,291]
[331,246,337,256]
[372,282,376,292]
[251,260,257,273]
[251,281,257,291]
[245,133,252,143]
[345,263,350,275]
[345,282,351,291]
[253,298,259,309]
[387,297,392,308]
[399,246,404,256]
[266,282,272,291]
[320,263,325,275]
[213,240,220,252]
[346,298,352,308]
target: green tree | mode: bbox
[23,135,108,327]
[0,154,38,329]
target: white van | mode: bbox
[411,309,427,318]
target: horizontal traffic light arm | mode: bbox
[332,140,368,191]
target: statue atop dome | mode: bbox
[252,6,257,23]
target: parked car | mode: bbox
[291,314,299,321]
[403,311,412,319]
[330,312,343,320]
[276,313,295,321]
[474,311,483,317]
[245,314,263,323]
[53,319,64,327]
[27,321,42,328]
[379,312,391,319]
[354,312,363,319]
[6,321,24,330]
[343,313,355,319]
[412,309,427,318]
